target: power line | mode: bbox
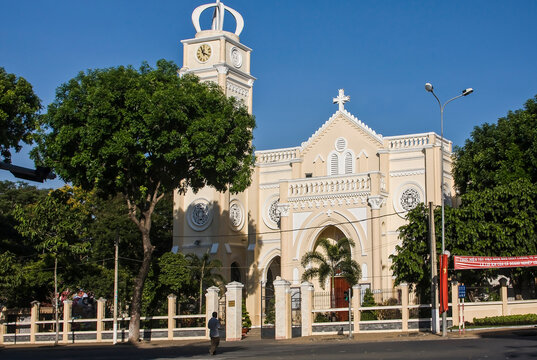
[173,209,408,239]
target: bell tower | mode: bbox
[179,0,255,113]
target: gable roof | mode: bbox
[300,109,383,151]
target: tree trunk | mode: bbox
[125,186,163,343]
[128,227,154,343]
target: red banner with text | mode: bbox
[454,255,537,270]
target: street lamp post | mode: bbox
[425,83,473,336]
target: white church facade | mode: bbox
[172,1,453,326]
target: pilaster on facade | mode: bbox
[367,195,385,210]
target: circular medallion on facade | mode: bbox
[400,188,420,211]
[263,195,281,229]
[269,200,281,225]
[229,199,245,231]
[230,46,243,68]
[187,198,213,231]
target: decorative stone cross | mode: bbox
[333,89,350,111]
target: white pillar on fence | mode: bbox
[96,298,106,342]
[167,294,176,340]
[400,283,409,331]
[300,281,314,337]
[0,306,6,345]
[274,277,291,340]
[352,285,361,334]
[225,281,243,341]
[62,300,72,343]
[30,301,40,344]
[451,281,459,326]
[205,286,220,339]
[500,278,508,316]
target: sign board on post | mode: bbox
[458,285,466,299]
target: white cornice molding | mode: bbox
[259,182,280,189]
[389,169,426,177]
[182,35,253,52]
[215,64,229,74]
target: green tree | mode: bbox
[186,252,224,314]
[301,237,361,307]
[391,96,537,299]
[454,95,537,195]
[33,60,255,342]
[0,67,41,162]
[14,186,92,344]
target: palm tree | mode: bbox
[301,237,361,308]
[186,252,224,314]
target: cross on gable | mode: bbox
[333,89,350,111]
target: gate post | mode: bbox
[401,283,409,331]
[167,294,176,340]
[500,278,508,316]
[451,280,459,326]
[205,286,220,339]
[62,300,72,343]
[96,298,106,342]
[274,277,291,340]
[0,306,6,345]
[30,301,40,344]
[300,281,314,337]
[352,285,361,334]
[225,281,243,341]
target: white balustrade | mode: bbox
[288,174,370,197]
[256,147,299,164]
[387,135,430,149]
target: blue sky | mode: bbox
[1,0,536,188]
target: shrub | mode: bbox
[242,299,251,328]
[472,314,537,326]
[361,288,377,320]
[314,312,330,323]
[376,298,401,320]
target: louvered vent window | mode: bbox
[344,152,353,174]
[335,137,347,152]
[330,153,339,175]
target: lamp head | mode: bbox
[425,83,434,92]
[462,88,474,96]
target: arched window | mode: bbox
[344,152,353,174]
[330,153,339,175]
[231,262,241,283]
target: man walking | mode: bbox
[208,311,221,355]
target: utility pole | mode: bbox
[429,202,439,334]
[54,256,59,345]
[113,235,119,344]
[348,287,352,339]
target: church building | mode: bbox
[173,1,453,326]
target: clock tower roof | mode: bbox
[192,0,244,37]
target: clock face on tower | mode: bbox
[196,44,211,63]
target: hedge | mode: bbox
[472,314,537,326]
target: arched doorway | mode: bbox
[262,256,280,327]
[230,262,241,283]
[310,226,354,320]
